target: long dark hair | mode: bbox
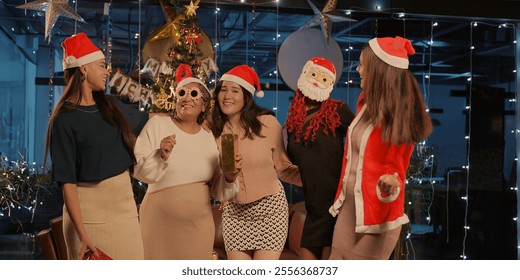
[44,67,137,173]
[361,45,433,144]
[210,81,274,139]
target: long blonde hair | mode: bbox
[361,45,432,144]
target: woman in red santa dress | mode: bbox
[329,36,432,260]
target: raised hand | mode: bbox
[377,172,400,195]
[160,134,176,161]
[224,154,243,183]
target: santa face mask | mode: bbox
[297,64,335,102]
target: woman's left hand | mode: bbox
[224,154,242,182]
[377,172,400,195]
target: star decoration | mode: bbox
[148,14,184,42]
[184,0,200,18]
[16,0,85,43]
[299,0,356,44]
[149,0,201,42]
[158,0,176,21]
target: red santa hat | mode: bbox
[175,64,210,94]
[220,65,264,98]
[304,57,336,79]
[61,32,105,70]
[368,36,415,69]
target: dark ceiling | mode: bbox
[1,0,519,89]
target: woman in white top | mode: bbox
[133,65,241,259]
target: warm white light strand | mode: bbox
[425,155,435,226]
[274,0,279,116]
[404,237,416,260]
[48,45,54,117]
[74,0,78,34]
[103,1,113,89]
[424,20,434,110]
[424,21,435,227]
[462,21,475,260]
[214,1,220,81]
[251,1,256,69]
[345,21,352,105]
[446,169,461,244]
[137,0,142,110]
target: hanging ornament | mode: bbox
[182,26,201,53]
[168,49,176,61]
[201,57,218,77]
[184,0,200,18]
[16,0,86,43]
[299,0,356,44]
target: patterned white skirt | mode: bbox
[222,188,288,252]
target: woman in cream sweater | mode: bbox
[134,65,241,260]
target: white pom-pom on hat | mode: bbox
[61,32,105,70]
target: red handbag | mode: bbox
[85,247,113,260]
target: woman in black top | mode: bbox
[285,57,354,260]
[45,33,147,260]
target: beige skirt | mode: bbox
[62,171,144,260]
[139,182,215,260]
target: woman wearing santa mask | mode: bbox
[285,57,354,260]
[329,36,432,260]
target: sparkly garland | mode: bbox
[0,154,51,222]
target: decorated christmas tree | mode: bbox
[110,0,216,114]
[147,0,215,113]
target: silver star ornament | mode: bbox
[17,0,86,43]
[299,0,356,44]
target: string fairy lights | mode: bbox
[213,0,220,83]
[251,1,256,69]
[343,21,353,105]
[463,20,517,260]
[464,26,474,259]
[48,44,54,117]
[390,14,437,260]
[135,0,143,111]
[273,0,280,115]
[102,0,113,89]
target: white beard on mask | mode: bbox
[297,74,334,102]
